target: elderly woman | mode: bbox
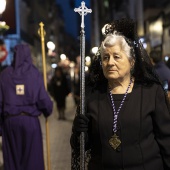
[70,19,170,170]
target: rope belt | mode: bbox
[4,112,32,119]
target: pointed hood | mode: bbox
[12,44,32,76]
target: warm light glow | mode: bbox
[0,0,6,14]
[149,20,162,33]
[149,18,163,47]
[85,56,91,62]
[91,47,98,54]
[85,56,91,66]
[0,21,6,26]
[69,61,75,68]
[47,41,55,51]
[60,54,66,60]
[85,66,89,72]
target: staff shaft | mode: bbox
[80,29,86,170]
[38,22,51,170]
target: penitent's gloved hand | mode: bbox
[73,114,89,133]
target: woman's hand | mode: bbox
[73,114,89,133]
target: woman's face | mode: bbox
[101,45,133,81]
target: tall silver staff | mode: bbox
[74,2,92,170]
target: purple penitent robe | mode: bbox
[0,44,53,170]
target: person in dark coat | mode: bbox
[48,66,71,120]
[72,66,80,106]
[70,19,170,170]
[0,44,53,170]
[150,50,170,91]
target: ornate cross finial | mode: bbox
[74,1,92,29]
[38,22,46,42]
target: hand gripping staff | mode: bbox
[74,2,92,170]
[38,22,51,170]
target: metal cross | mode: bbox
[74,1,92,29]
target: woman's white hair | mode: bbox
[100,32,133,61]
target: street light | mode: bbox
[0,0,6,15]
[47,41,55,56]
[91,47,98,54]
[0,0,9,35]
[51,63,57,68]
[85,56,91,66]
[60,54,66,60]
[47,41,55,51]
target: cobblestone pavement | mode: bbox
[0,95,76,170]
[40,95,76,170]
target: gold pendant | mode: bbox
[109,133,121,150]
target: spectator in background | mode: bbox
[150,50,170,91]
[48,66,71,120]
[72,66,80,106]
[0,44,53,170]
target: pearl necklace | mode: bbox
[108,77,132,150]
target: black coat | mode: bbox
[48,75,70,108]
[83,82,170,170]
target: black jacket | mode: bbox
[72,82,170,170]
